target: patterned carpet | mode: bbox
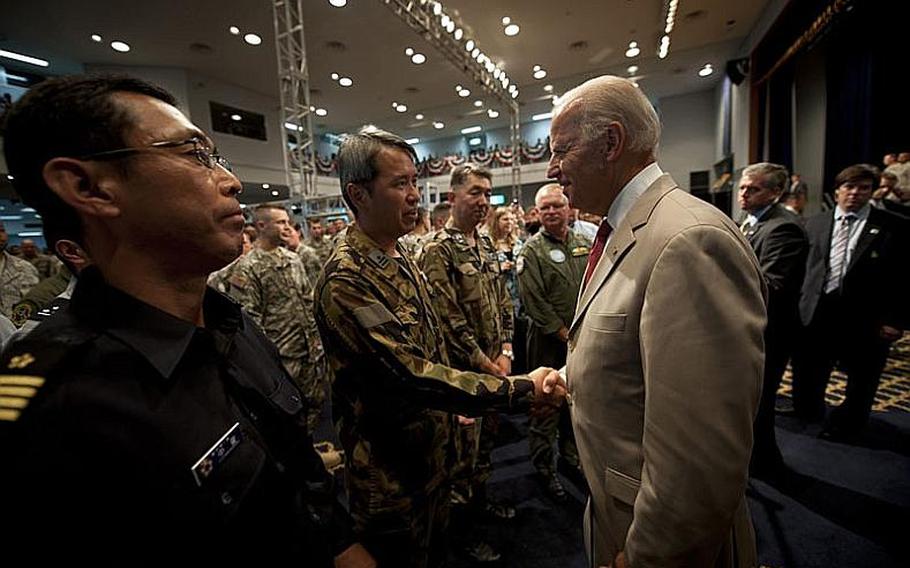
[778,335,910,413]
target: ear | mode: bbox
[54,239,90,271]
[346,182,370,212]
[602,122,626,163]
[42,158,121,218]
[447,190,456,204]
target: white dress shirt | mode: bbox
[605,162,664,246]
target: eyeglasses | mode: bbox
[78,137,233,172]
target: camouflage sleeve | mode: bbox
[318,273,535,416]
[498,270,514,344]
[518,247,565,335]
[419,241,488,369]
[18,263,39,298]
[228,261,266,327]
[298,247,323,286]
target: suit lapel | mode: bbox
[848,209,882,272]
[570,175,677,333]
[817,213,835,265]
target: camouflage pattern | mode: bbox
[314,222,535,563]
[296,244,324,285]
[206,254,244,295]
[224,246,326,432]
[517,229,590,477]
[398,232,428,260]
[419,222,515,502]
[1,251,40,318]
[307,235,333,266]
[25,253,60,279]
[9,270,72,328]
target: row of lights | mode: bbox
[330,72,353,87]
[660,0,680,59]
[228,25,262,46]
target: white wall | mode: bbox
[793,44,828,215]
[657,88,718,191]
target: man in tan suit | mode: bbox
[549,75,766,567]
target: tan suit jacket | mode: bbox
[567,174,766,567]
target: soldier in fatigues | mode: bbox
[226,204,326,434]
[315,127,564,568]
[207,229,253,294]
[518,183,591,499]
[0,223,40,318]
[307,218,334,265]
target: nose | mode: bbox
[546,157,560,179]
[219,168,243,198]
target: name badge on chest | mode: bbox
[191,422,244,487]
[549,249,566,263]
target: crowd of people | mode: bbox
[0,72,905,568]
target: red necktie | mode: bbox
[584,221,613,288]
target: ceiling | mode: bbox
[1,0,770,143]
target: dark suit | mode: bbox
[792,206,908,432]
[742,204,808,469]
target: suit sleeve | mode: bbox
[419,241,488,368]
[758,222,808,294]
[316,272,535,416]
[518,247,565,335]
[626,226,765,566]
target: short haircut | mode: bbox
[553,75,661,155]
[336,125,417,215]
[742,162,789,193]
[534,183,568,206]
[2,74,178,244]
[449,163,492,190]
[253,203,288,223]
[431,202,452,223]
[834,164,879,188]
[881,171,899,183]
[307,218,323,226]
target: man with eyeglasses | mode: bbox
[0,75,371,566]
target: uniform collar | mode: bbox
[345,222,404,278]
[70,266,243,380]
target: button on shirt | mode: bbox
[829,204,869,268]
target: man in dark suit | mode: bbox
[738,163,808,476]
[791,164,908,441]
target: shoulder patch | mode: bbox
[571,246,590,257]
[352,303,395,329]
[367,249,392,270]
[0,374,45,422]
[10,301,36,328]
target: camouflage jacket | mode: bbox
[518,229,591,334]
[314,223,535,498]
[306,235,333,266]
[1,252,39,318]
[226,246,323,364]
[419,221,514,370]
[296,244,323,285]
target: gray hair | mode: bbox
[450,163,492,190]
[534,183,568,206]
[553,75,660,155]
[742,162,789,193]
[337,125,417,214]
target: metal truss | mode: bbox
[272,0,317,198]
[382,0,523,202]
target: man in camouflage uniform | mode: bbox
[0,222,40,317]
[225,204,326,433]
[518,183,591,500]
[19,239,59,279]
[398,206,430,260]
[314,126,563,568]
[420,164,515,562]
[307,218,333,265]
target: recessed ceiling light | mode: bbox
[262,183,270,189]
[698,64,714,77]
[411,53,426,64]
[493,69,502,79]
[532,112,552,121]
[458,88,471,97]
[228,26,240,35]
[396,104,408,113]
[465,40,475,52]
[405,47,414,56]
[504,24,520,36]
[502,16,511,25]
[433,121,445,130]
[231,114,242,121]
[461,126,482,134]
[405,138,420,144]
[315,108,328,116]
[415,113,425,120]
[543,84,554,92]
[433,2,442,16]
[628,65,639,75]
[474,100,483,107]
[91,34,103,42]
[110,41,131,53]
[339,76,353,87]
[533,65,541,72]
[487,109,500,118]
[446,21,456,33]
[511,90,519,99]
[0,49,49,67]
[454,28,463,40]
[271,190,280,196]
[329,0,348,7]
[471,48,480,59]
[244,33,262,46]
[331,72,339,80]
[625,41,640,58]
[533,69,547,80]
[6,174,14,180]
[440,15,451,27]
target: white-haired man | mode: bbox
[549,75,766,567]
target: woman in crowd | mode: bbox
[487,206,527,373]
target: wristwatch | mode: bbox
[501,349,514,361]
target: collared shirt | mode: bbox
[830,204,870,267]
[0,266,351,563]
[605,162,664,245]
[745,203,775,228]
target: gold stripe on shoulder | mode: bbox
[0,396,29,409]
[0,386,37,398]
[0,408,21,422]
[0,375,45,387]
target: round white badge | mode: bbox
[549,249,566,263]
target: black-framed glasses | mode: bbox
[77,137,233,172]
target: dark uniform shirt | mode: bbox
[0,266,352,564]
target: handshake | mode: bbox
[527,366,567,417]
